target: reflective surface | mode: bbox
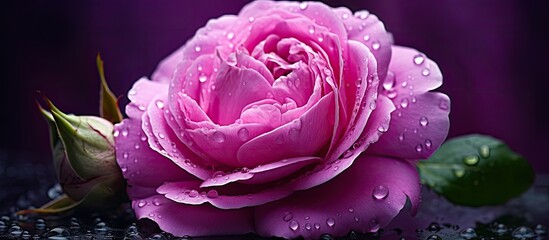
[0,150,547,239]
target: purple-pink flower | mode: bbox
[114,1,450,238]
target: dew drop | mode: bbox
[299,2,308,10]
[288,128,300,140]
[413,54,425,65]
[372,185,389,199]
[283,212,294,222]
[158,133,165,139]
[419,116,429,127]
[237,128,249,141]
[425,139,432,148]
[511,226,536,239]
[415,144,423,152]
[137,200,147,208]
[206,190,219,198]
[123,152,129,159]
[308,25,315,34]
[122,129,129,137]
[453,169,465,178]
[479,145,490,158]
[369,219,380,232]
[459,228,477,240]
[357,10,370,19]
[400,98,409,108]
[363,35,371,42]
[194,45,201,52]
[348,208,354,213]
[155,100,165,109]
[314,223,321,230]
[463,155,479,166]
[422,68,431,76]
[372,41,380,50]
[341,13,349,19]
[113,130,120,137]
[326,218,335,227]
[398,133,405,142]
[369,100,377,110]
[377,125,387,133]
[213,131,225,143]
[188,190,199,198]
[383,72,395,90]
[152,197,161,206]
[289,220,299,231]
[134,143,140,150]
[305,223,312,231]
[227,32,235,40]
[248,16,255,22]
[198,73,208,83]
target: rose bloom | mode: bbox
[115,1,450,239]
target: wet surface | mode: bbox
[0,150,547,239]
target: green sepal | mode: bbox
[44,97,118,181]
[417,134,535,207]
[97,53,123,124]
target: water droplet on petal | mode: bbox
[188,190,199,198]
[305,223,312,231]
[158,133,165,139]
[299,2,308,10]
[137,200,147,208]
[341,13,349,19]
[413,54,425,65]
[308,25,315,34]
[511,226,536,239]
[206,190,219,198]
[238,128,249,141]
[227,32,235,40]
[348,208,354,213]
[369,219,380,232]
[155,100,165,109]
[479,145,490,158]
[363,35,371,42]
[152,198,161,206]
[198,73,207,83]
[372,185,389,199]
[398,133,405,142]
[400,98,409,108]
[194,45,201,52]
[422,68,431,76]
[369,100,377,110]
[357,10,370,19]
[289,220,299,231]
[463,155,479,166]
[372,41,380,50]
[326,218,335,227]
[416,144,423,152]
[248,16,255,22]
[377,125,387,133]
[419,116,429,127]
[425,139,432,148]
[213,131,225,143]
[283,212,294,222]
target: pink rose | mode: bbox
[115,1,450,239]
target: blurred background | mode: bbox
[1,0,548,174]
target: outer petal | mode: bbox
[254,155,420,239]
[132,195,254,237]
[368,92,450,159]
[151,46,184,83]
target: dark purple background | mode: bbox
[2,1,548,173]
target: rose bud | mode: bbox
[20,98,126,214]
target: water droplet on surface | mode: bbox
[369,219,380,232]
[8,225,22,237]
[416,144,423,152]
[198,73,207,83]
[479,145,490,158]
[425,139,432,148]
[398,133,405,142]
[289,220,299,231]
[308,25,315,34]
[326,218,335,227]
[305,223,312,231]
[248,16,255,22]
[299,2,308,10]
[413,54,425,65]
[372,185,389,199]
[155,100,165,109]
[357,10,370,19]
[363,35,371,42]
[46,227,70,239]
[427,235,442,240]
[47,184,63,199]
[453,169,465,178]
[511,226,536,239]
[94,222,108,234]
[494,223,508,235]
[535,224,547,236]
[206,190,219,198]
[283,212,294,222]
[152,198,161,206]
[463,155,479,166]
[459,228,477,239]
[238,128,249,141]
[34,218,46,230]
[422,68,431,76]
[400,98,409,108]
[377,125,387,133]
[428,222,441,232]
[188,190,199,198]
[372,41,380,50]
[137,200,147,208]
[314,223,321,230]
[341,13,349,19]
[227,32,235,40]
[213,131,225,143]
[369,100,377,110]
[419,116,429,127]
[194,45,201,52]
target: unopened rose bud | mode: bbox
[21,98,126,214]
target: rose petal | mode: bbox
[151,46,184,83]
[368,92,450,159]
[334,7,393,81]
[237,92,335,167]
[200,156,322,188]
[127,78,168,114]
[132,195,254,237]
[254,155,420,239]
[115,119,193,199]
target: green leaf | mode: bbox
[417,134,535,207]
[97,53,123,123]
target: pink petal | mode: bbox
[206,59,273,125]
[326,40,380,162]
[254,155,420,239]
[200,156,322,188]
[333,7,393,81]
[237,92,335,167]
[132,195,254,237]
[368,92,450,159]
[151,46,184,83]
[380,46,443,95]
[142,95,215,179]
[115,119,193,199]
[127,78,168,115]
